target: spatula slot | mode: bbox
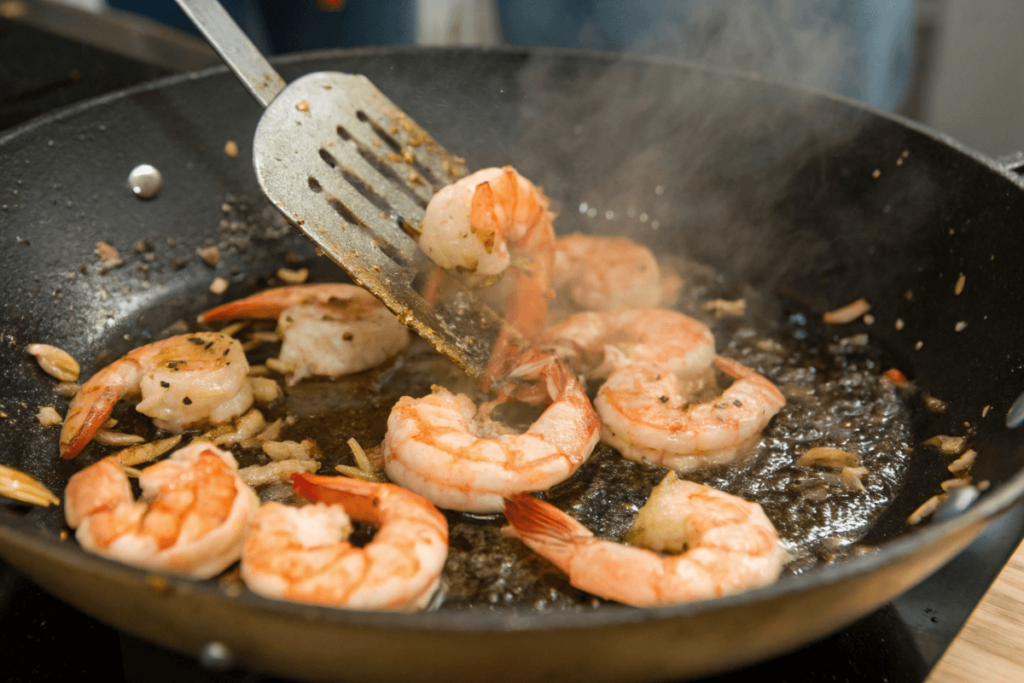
[321,151,405,221]
[318,191,412,269]
[409,266,434,299]
[356,109,402,152]
[351,112,445,192]
[318,148,338,168]
[410,163,443,193]
[333,122,425,208]
[322,191,360,226]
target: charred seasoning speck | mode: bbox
[183,397,192,405]
[160,381,170,388]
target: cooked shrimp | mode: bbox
[552,234,664,311]
[198,284,409,385]
[503,472,787,607]
[383,351,600,513]
[419,166,555,338]
[64,442,259,578]
[595,356,785,470]
[241,473,447,611]
[60,333,252,459]
[543,309,715,380]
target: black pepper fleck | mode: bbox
[160,381,170,388]
[183,397,193,405]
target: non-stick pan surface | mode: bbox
[2,47,1024,683]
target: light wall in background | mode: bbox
[417,0,502,46]
[923,0,1024,158]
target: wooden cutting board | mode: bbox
[925,537,1024,683]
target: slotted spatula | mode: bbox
[174,0,512,380]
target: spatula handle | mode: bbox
[173,0,286,108]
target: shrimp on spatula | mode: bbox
[241,473,448,611]
[60,332,252,459]
[64,442,259,578]
[504,472,788,608]
[419,166,556,340]
[174,0,511,386]
[198,284,410,384]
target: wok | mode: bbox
[2,47,1024,683]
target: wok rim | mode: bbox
[1,44,1023,634]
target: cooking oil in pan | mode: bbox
[209,265,916,612]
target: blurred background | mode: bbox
[1,0,1022,159]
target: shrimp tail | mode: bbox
[503,494,592,574]
[198,284,368,323]
[198,288,304,322]
[482,338,552,405]
[469,169,520,249]
[508,349,580,406]
[481,330,519,391]
[468,169,550,341]
[488,347,581,408]
[292,472,380,522]
[469,180,501,253]
[60,380,126,459]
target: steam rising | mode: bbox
[490,2,934,303]
[661,1,855,96]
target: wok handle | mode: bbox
[172,0,286,108]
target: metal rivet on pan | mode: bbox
[199,641,233,670]
[933,485,980,523]
[128,164,162,199]
[1006,390,1024,428]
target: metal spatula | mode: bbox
[174,0,511,380]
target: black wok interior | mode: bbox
[2,47,1024,681]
